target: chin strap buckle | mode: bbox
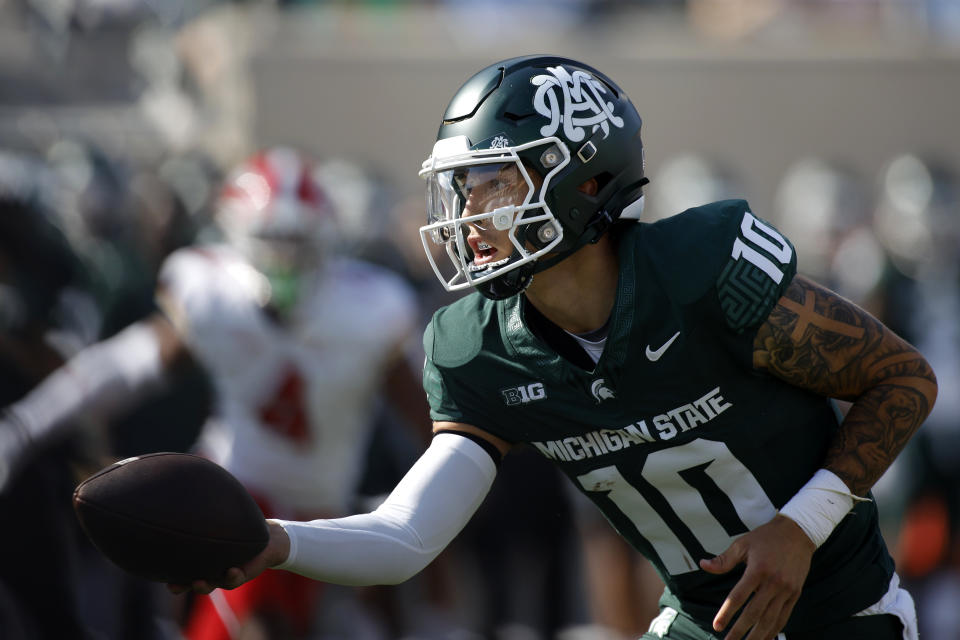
[582,209,614,244]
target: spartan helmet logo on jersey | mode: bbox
[419,55,648,300]
[590,378,615,403]
[215,147,337,312]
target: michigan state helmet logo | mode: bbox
[590,378,615,403]
[531,66,625,142]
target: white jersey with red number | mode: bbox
[157,245,419,515]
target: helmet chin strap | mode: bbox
[529,203,620,275]
[474,237,586,301]
[475,252,536,300]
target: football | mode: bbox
[73,452,269,584]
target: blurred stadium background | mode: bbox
[2,1,960,639]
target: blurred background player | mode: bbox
[0,142,217,640]
[871,155,960,640]
[0,145,430,639]
[0,148,107,639]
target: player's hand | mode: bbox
[167,520,291,595]
[699,514,815,640]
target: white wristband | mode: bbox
[779,469,866,548]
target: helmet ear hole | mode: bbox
[578,177,601,197]
[591,172,614,193]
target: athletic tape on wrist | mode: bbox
[779,468,867,547]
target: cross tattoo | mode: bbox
[780,294,866,342]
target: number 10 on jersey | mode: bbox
[577,439,778,575]
[731,212,793,284]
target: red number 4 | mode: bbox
[258,365,310,444]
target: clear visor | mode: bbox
[425,162,529,237]
[419,140,567,293]
[421,160,558,291]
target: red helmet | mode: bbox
[215,147,337,310]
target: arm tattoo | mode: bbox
[754,275,938,495]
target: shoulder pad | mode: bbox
[155,246,224,323]
[639,200,796,331]
[329,257,420,338]
[640,200,752,304]
[156,245,264,333]
[158,245,243,295]
[424,293,494,369]
[715,204,796,332]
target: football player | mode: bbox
[176,56,936,640]
[0,147,427,639]
[0,150,105,640]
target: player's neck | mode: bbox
[524,236,619,335]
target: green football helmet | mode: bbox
[419,55,648,300]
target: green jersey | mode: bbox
[422,199,893,635]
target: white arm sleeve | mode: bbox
[5,322,166,445]
[274,432,497,585]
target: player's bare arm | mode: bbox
[753,274,938,495]
[701,274,936,640]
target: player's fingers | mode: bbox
[723,588,776,640]
[712,573,760,632]
[744,563,805,639]
[738,609,776,640]
[699,542,746,575]
[190,579,216,594]
[736,583,801,640]
[166,583,190,595]
[753,592,800,640]
[221,567,247,590]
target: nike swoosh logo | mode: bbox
[645,331,681,362]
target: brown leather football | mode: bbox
[73,452,268,583]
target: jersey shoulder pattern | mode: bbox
[637,199,796,333]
